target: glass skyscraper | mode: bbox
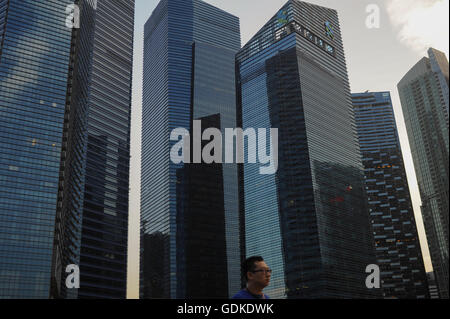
[236,0,378,299]
[352,91,429,299]
[141,0,241,298]
[0,0,134,298]
[77,0,134,299]
[0,0,76,299]
[397,48,449,299]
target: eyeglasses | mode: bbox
[252,269,272,274]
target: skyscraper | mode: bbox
[0,0,134,298]
[352,91,429,299]
[141,0,241,298]
[397,48,449,299]
[77,0,135,299]
[236,0,378,298]
[0,0,78,299]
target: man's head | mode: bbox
[242,256,271,289]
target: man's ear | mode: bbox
[247,271,253,281]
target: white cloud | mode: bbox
[386,0,449,57]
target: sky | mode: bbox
[127,0,449,298]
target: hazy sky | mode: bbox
[127,0,449,298]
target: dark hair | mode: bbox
[242,256,264,281]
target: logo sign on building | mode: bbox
[277,9,288,27]
[324,21,334,39]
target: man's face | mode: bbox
[248,261,271,288]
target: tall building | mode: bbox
[0,0,79,299]
[141,0,241,298]
[236,0,378,298]
[397,48,449,299]
[352,91,429,299]
[77,0,134,299]
[0,0,134,298]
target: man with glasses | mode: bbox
[232,256,271,299]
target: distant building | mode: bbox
[352,91,429,299]
[397,48,449,299]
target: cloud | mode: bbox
[386,0,449,57]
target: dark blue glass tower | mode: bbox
[352,91,429,299]
[141,0,241,298]
[236,0,378,298]
[0,0,77,298]
[0,0,134,299]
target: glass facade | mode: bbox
[52,0,97,299]
[397,48,449,298]
[0,0,134,299]
[176,114,229,297]
[77,0,135,299]
[352,91,429,299]
[236,0,378,299]
[0,0,74,298]
[141,0,241,298]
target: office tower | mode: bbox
[236,0,378,298]
[0,0,81,298]
[398,48,449,299]
[0,0,134,298]
[352,91,429,299]
[77,0,134,299]
[141,0,241,298]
